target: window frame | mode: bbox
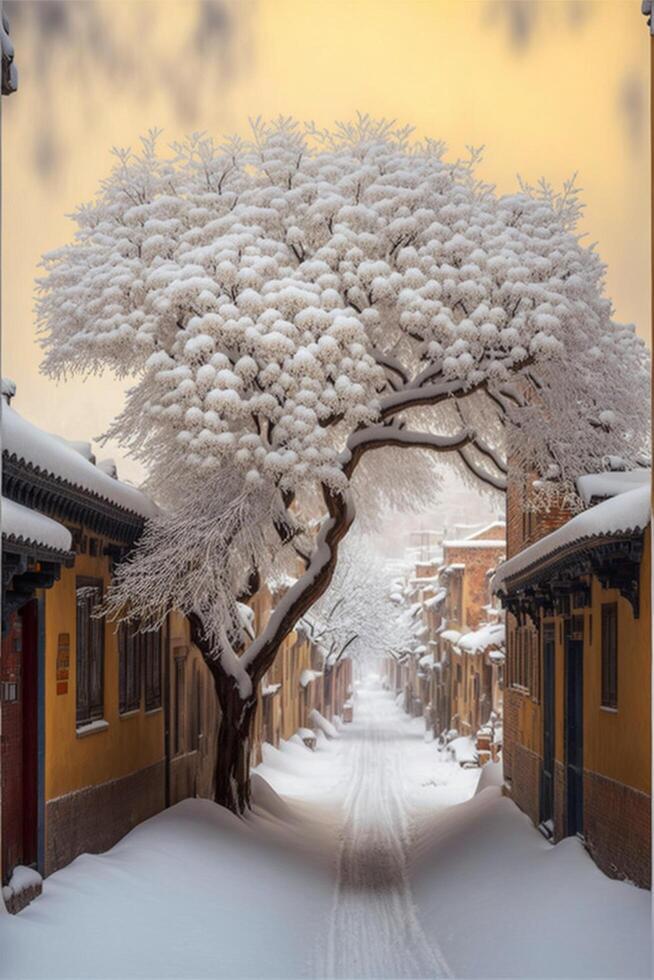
[76,577,105,728]
[600,602,618,710]
[118,623,142,715]
[143,628,162,712]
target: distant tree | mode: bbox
[38,118,649,812]
[300,535,421,673]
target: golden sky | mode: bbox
[2,0,649,483]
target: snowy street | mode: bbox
[322,691,458,979]
[0,681,650,979]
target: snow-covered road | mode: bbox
[0,679,650,979]
[323,689,451,979]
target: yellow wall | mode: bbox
[582,530,651,794]
[511,530,651,798]
[44,533,164,802]
[167,610,220,802]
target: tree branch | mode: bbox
[457,447,508,491]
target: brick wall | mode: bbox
[506,464,573,559]
[511,743,541,826]
[502,687,519,785]
[45,761,165,875]
[583,770,651,889]
[444,543,506,630]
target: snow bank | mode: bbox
[448,735,478,767]
[474,759,503,794]
[0,798,334,979]
[412,788,651,978]
[493,484,651,592]
[250,772,299,824]
[2,497,72,553]
[309,708,339,738]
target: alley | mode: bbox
[0,680,650,979]
[323,688,452,980]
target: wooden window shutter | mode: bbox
[76,579,104,726]
[76,587,90,725]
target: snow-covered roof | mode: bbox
[467,520,506,539]
[440,629,462,644]
[2,401,156,520]
[424,588,447,610]
[576,469,650,506]
[493,484,651,593]
[457,622,505,656]
[2,496,72,554]
[443,538,506,550]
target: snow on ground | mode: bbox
[0,679,650,979]
[412,788,652,979]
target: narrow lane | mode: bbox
[322,687,451,980]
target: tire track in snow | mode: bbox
[322,689,451,979]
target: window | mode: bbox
[510,623,540,698]
[76,578,104,727]
[118,624,141,714]
[144,629,162,711]
[118,623,162,714]
[601,603,618,709]
[522,507,536,543]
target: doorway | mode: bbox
[539,625,555,833]
[564,632,584,837]
[1,600,39,882]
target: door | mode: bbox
[21,600,39,868]
[565,635,584,837]
[540,626,555,830]
[0,600,38,882]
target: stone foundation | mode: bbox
[45,760,165,875]
[583,770,651,889]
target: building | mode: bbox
[1,385,223,912]
[250,581,354,764]
[1,386,164,894]
[166,611,221,805]
[494,470,651,888]
[385,521,506,752]
[438,522,506,739]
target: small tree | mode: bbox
[38,118,649,812]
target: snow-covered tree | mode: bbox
[300,535,420,671]
[37,118,649,811]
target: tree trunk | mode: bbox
[184,425,486,816]
[212,676,257,814]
